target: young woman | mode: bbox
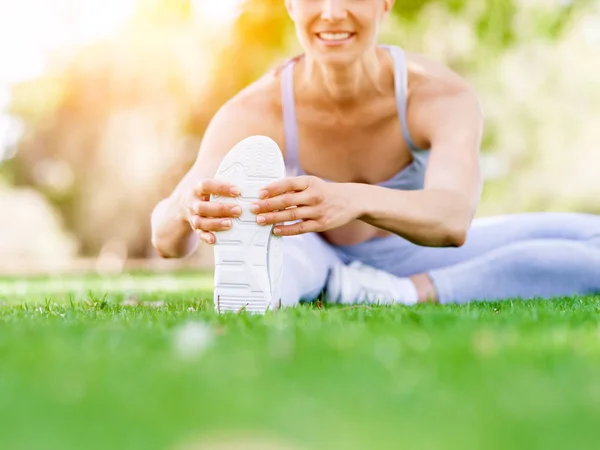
[151,0,600,313]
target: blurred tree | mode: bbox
[7,0,209,257]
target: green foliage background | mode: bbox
[2,0,598,258]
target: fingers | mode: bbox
[259,176,312,199]
[188,177,321,241]
[191,201,242,219]
[255,206,317,226]
[195,217,316,242]
[250,189,322,214]
[198,231,215,245]
[194,179,240,198]
[272,220,320,237]
[190,216,233,233]
[250,192,302,214]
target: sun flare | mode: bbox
[191,0,244,27]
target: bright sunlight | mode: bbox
[191,0,244,26]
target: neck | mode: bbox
[299,48,389,106]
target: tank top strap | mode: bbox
[381,45,421,152]
[280,60,303,173]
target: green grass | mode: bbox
[1,273,599,450]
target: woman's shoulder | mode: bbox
[402,50,482,149]
[221,75,281,120]
[404,50,475,96]
[405,51,470,89]
[218,55,302,119]
[205,60,293,150]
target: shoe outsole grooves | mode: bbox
[211,136,286,314]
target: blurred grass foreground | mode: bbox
[0,0,599,275]
[0,285,599,450]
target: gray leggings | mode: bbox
[281,213,600,305]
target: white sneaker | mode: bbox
[211,136,286,314]
[326,261,418,306]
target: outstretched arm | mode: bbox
[151,96,276,258]
[352,84,484,246]
[252,81,483,247]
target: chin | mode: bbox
[310,47,367,67]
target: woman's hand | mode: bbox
[181,179,242,245]
[249,176,359,236]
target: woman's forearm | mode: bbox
[348,183,475,247]
[150,196,199,258]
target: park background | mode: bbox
[0,0,598,275]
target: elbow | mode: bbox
[156,248,177,259]
[152,241,172,259]
[441,198,475,247]
[151,230,197,259]
[421,223,467,248]
[444,226,468,247]
[151,236,179,259]
[154,245,185,260]
[439,214,471,248]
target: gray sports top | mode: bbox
[280,45,430,190]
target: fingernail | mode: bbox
[250,204,260,214]
[273,227,281,235]
[230,187,241,196]
[259,190,268,199]
[256,215,266,224]
[231,206,242,216]
[222,219,232,227]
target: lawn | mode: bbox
[0,273,599,450]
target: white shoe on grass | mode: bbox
[326,261,419,306]
[211,136,286,314]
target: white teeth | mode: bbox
[318,32,352,41]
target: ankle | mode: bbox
[410,274,439,303]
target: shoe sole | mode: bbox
[211,136,285,314]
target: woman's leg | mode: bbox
[328,212,600,305]
[429,239,600,304]
[281,232,344,307]
[329,237,600,305]
[335,212,600,277]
